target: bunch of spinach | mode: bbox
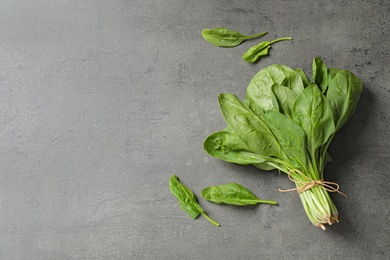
[204,57,363,229]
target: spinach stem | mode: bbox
[201,212,220,227]
[244,31,268,39]
[256,199,278,205]
[269,37,293,45]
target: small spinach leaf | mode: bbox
[242,37,292,63]
[295,68,310,87]
[202,183,277,206]
[169,175,220,226]
[202,27,267,47]
[312,57,328,93]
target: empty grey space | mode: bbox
[0,0,389,259]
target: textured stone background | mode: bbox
[0,0,389,259]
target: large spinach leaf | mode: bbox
[263,110,308,170]
[326,70,363,130]
[218,94,283,158]
[292,84,335,153]
[204,130,269,165]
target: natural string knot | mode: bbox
[278,169,348,198]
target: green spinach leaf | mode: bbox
[202,183,277,206]
[246,64,304,114]
[202,27,267,47]
[271,83,297,118]
[295,68,310,87]
[242,37,292,63]
[263,110,308,170]
[312,57,328,93]
[325,70,363,130]
[218,94,283,158]
[169,175,220,226]
[292,84,335,153]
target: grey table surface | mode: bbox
[1,0,389,259]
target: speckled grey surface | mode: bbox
[0,0,389,259]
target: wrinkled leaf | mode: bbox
[169,175,204,219]
[169,175,220,226]
[202,183,277,206]
[218,94,283,158]
[246,64,304,113]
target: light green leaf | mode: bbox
[246,64,304,114]
[312,57,328,93]
[242,37,292,63]
[202,27,267,47]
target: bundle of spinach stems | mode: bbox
[204,57,363,229]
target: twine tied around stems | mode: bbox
[278,169,348,198]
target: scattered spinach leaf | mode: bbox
[242,37,292,63]
[169,175,220,226]
[202,27,268,47]
[202,183,277,206]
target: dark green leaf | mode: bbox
[218,94,283,158]
[202,183,277,206]
[169,175,203,219]
[292,84,336,152]
[169,175,220,226]
[202,27,267,47]
[326,70,363,130]
[204,130,269,165]
[263,110,308,170]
